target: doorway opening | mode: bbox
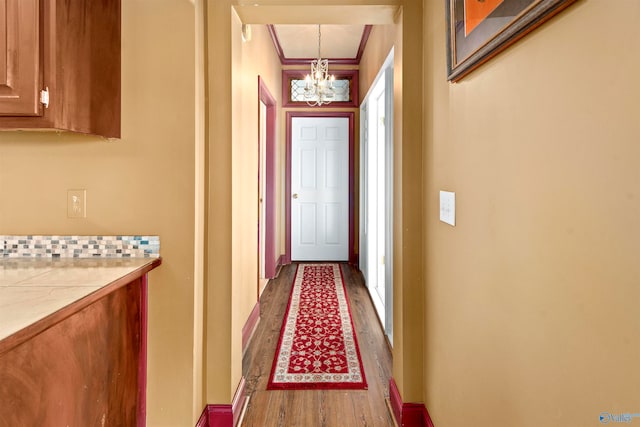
[258,76,277,298]
[359,48,394,343]
[285,112,356,263]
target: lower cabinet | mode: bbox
[0,277,148,426]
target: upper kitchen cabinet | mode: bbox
[0,0,121,138]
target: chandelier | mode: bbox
[304,25,336,107]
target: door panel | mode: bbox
[299,203,317,244]
[259,100,267,280]
[0,0,41,116]
[326,150,340,188]
[301,149,317,188]
[325,203,340,244]
[258,77,277,290]
[292,117,349,261]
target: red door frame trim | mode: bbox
[285,111,356,264]
[258,76,278,280]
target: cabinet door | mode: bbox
[0,0,41,116]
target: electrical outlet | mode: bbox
[67,189,86,218]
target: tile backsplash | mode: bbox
[0,235,160,258]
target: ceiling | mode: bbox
[234,4,398,64]
[270,24,369,62]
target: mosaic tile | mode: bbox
[0,236,160,258]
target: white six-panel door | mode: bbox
[291,117,349,261]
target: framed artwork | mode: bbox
[446,0,576,82]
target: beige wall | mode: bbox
[205,0,233,404]
[423,0,640,426]
[230,13,283,392]
[359,24,395,103]
[0,1,198,425]
[359,3,425,402]
[205,1,285,404]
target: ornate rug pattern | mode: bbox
[267,263,367,390]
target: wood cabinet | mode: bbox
[0,0,40,117]
[0,259,161,426]
[0,0,121,138]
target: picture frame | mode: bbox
[446,0,576,82]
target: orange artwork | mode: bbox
[465,0,504,36]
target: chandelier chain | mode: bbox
[303,24,344,107]
[317,25,321,60]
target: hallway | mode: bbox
[241,264,394,427]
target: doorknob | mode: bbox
[292,193,298,199]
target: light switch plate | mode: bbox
[439,191,455,226]
[67,189,86,218]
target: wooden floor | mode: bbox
[241,263,395,427]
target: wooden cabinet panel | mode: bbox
[0,0,120,138]
[0,0,41,116]
[0,279,145,426]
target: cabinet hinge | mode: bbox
[40,87,49,108]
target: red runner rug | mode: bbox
[267,263,367,390]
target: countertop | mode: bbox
[0,257,161,354]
